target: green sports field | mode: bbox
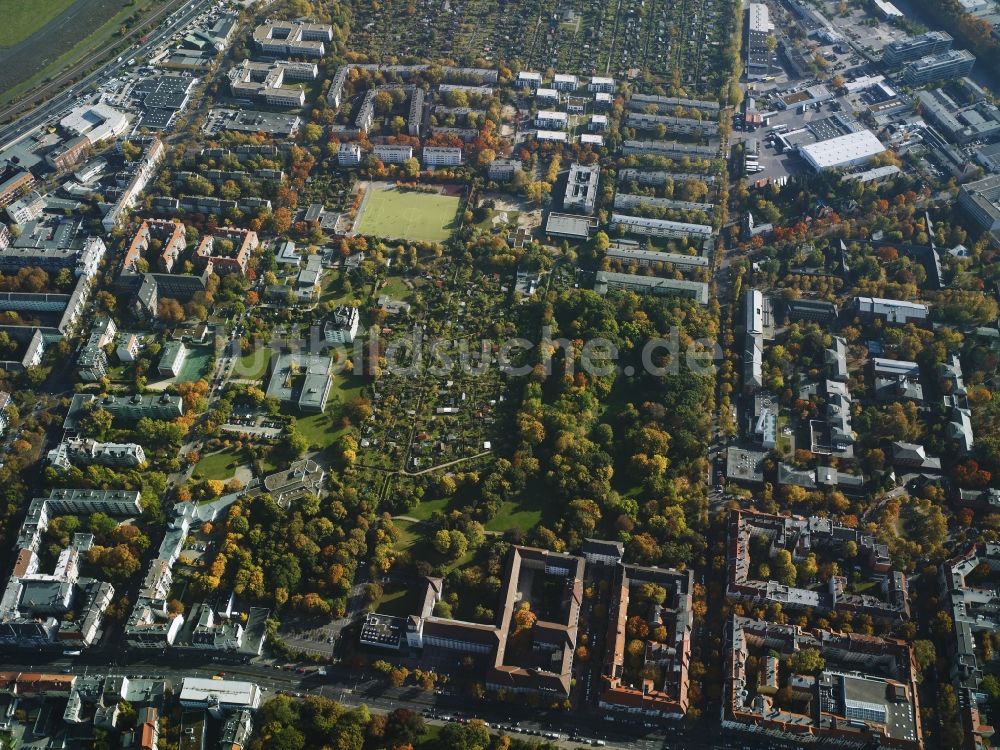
[354,187,460,243]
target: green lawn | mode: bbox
[295,374,366,448]
[485,491,546,533]
[320,273,369,307]
[378,276,415,302]
[233,347,272,380]
[0,0,77,47]
[417,725,446,746]
[407,495,453,521]
[355,187,460,243]
[193,449,249,481]
[777,414,792,454]
[374,586,416,616]
[392,519,420,552]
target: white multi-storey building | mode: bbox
[422,146,462,167]
[372,144,413,164]
[323,306,360,344]
[588,76,615,93]
[338,143,363,166]
[535,110,568,129]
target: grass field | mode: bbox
[0,0,77,47]
[194,449,249,481]
[233,347,272,380]
[484,488,549,534]
[485,497,545,534]
[354,187,460,243]
[407,496,452,521]
[295,373,366,448]
[392,519,420,552]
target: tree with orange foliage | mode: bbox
[513,602,536,632]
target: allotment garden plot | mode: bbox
[352,183,462,244]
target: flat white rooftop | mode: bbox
[799,129,884,170]
[179,678,261,708]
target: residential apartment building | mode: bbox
[116,333,140,362]
[724,617,922,749]
[193,226,258,277]
[535,87,560,105]
[603,244,709,270]
[5,191,45,226]
[612,194,714,214]
[589,76,615,93]
[535,110,568,129]
[75,316,116,382]
[76,340,109,382]
[625,112,719,136]
[126,496,269,658]
[600,564,693,718]
[594,271,709,305]
[517,71,542,89]
[0,169,36,209]
[48,439,146,470]
[3,218,106,278]
[323,305,360,344]
[581,538,624,566]
[101,138,166,233]
[64,393,184,429]
[46,135,92,173]
[940,544,1000,750]
[727,510,909,619]
[610,213,713,240]
[372,144,413,164]
[563,162,600,213]
[629,94,721,114]
[0,392,9,436]
[553,73,579,91]
[46,489,143,516]
[422,146,462,167]
[622,140,718,158]
[488,158,522,181]
[873,357,924,403]
[338,142,363,166]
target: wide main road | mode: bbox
[0,655,787,750]
[0,0,214,149]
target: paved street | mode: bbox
[0,650,811,750]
